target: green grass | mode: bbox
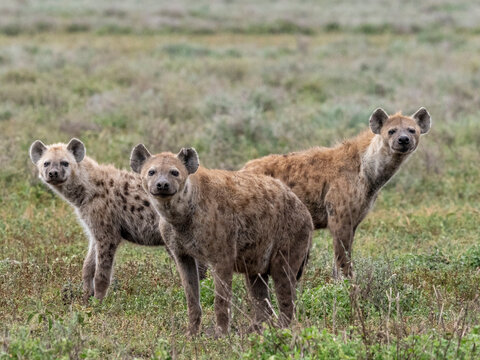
[1,1,480,358]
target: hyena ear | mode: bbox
[177,147,199,175]
[369,108,389,134]
[412,107,431,134]
[29,140,47,165]
[130,144,152,173]
[67,138,86,162]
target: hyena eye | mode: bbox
[60,161,69,167]
[388,129,397,135]
[43,161,50,167]
[148,169,156,176]
[170,170,179,177]
[408,128,416,134]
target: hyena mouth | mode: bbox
[392,145,412,154]
[46,179,66,185]
[151,190,177,198]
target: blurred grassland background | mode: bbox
[1,0,480,359]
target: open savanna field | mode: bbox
[1,1,480,358]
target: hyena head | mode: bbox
[29,138,86,186]
[130,144,199,201]
[369,107,431,154]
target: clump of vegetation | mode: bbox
[1,0,480,358]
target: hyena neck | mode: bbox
[156,177,197,226]
[52,157,97,207]
[361,134,409,195]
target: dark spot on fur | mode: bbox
[288,181,296,188]
[130,205,135,213]
[123,205,127,211]
[123,182,130,196]
[137,206,144,212]
[109,179,114,187]
[71,185,86,206]
[134,195,140,200]
[120,194,127,204]
[143,200,150,207]
[139,214,144,220]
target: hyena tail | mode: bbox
[296,250,310,281]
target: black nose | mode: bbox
[48,171,58,179]
[398,135,410,145]
[156,181,169,190]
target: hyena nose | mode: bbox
[156,181,170,190]
[48,170,58,179]
[398,135,410,145]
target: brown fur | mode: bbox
[242,108,431,278]
[131,145,313,336]
[29,138,165,302]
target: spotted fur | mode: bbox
[131,145,313,336]
[29,138,164,302]
[242,108,431,278]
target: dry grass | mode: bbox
[1,1,480,358]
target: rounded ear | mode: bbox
[29,140,47,164]
[177,147,199,175]
[130,144,152,173]
[369,108,389,134]
[67,138,86,162]
[412,107,431,134]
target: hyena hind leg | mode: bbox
[245,273,272,331]
[270,253,298,328]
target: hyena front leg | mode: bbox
[94,236,120,300]
[328,215,355,279]
[212,265,233,336]
[175,253,202,336]
[82,238,96,302]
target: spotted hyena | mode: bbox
[130,145,313,336]
[29,138,167,302]
[243,108,431,278]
